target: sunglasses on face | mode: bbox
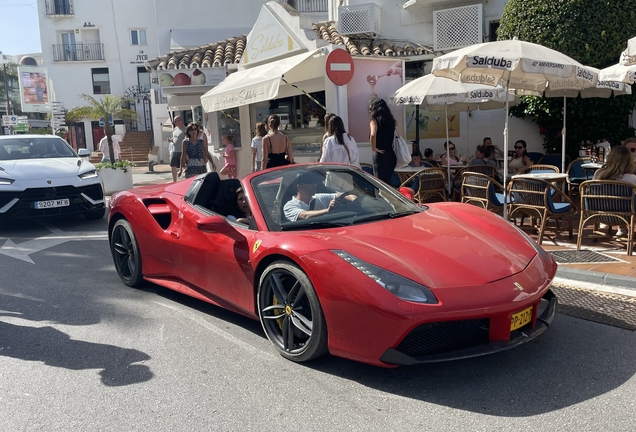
[514,146,523,149]
[449,147,456,150]
[630,147,636,153]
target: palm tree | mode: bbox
[66,94,139,163]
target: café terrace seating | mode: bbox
[460,171,507,214]
[399,167,447,203]
[577,180,636,255]
[508,177,576,245]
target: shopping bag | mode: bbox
[393,130,411,168]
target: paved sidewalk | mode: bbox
[128,166,636,291]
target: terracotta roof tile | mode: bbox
[147,35,247,70]
[147,19,434,72]
[311,21,433,57]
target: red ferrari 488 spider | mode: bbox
[108,164,557,367]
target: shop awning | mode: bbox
[200,49,324,112]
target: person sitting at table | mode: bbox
[483,136,504,158]
[623,137,636,168]
[508,140,533,174]
[440,141,462,166]
[469,145,498,169]
[593,145,636,237]
[408,151,427,168]
[423,148,440,167]
[283,171,356,222]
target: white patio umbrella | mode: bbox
[432,38,599,217]
[390,74,518,189]
[620,37,636,66]
[599,63,636,83]
[542,78,632,172]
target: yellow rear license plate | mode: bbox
[510,306,533,331]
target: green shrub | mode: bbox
[95,160,136,173]
[498,0,636,154]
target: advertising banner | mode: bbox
[18,66,49,113]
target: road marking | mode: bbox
[151,299,276,361]
[0,221,108,264]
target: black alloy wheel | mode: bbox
[258,261,328,362]
[110,219,144,287]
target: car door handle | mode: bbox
[167,230,180,239]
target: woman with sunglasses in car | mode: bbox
[508,139,533,174]
[440,141,462,166]
[179,122,209,178]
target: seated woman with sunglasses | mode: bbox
[508,140,533,174]
[624,137,636,168]
[440,141,462,166]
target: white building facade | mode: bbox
[36,0,272,151]
[145,0,540,179]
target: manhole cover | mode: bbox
[552,284,636,331]
[548,250,622,264]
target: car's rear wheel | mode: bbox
[84,208,106,220]
[110,219,144,287]
[258,261,328,362]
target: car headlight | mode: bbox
[0,177,15,185]
[78,170,98,180]
[332,250,438,304]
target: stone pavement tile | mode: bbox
[586,263,636,276]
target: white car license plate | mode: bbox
[34,199,70,209]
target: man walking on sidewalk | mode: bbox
[168,116,185,182]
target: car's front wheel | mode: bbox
[257,261,328,362]
[110,219,144,287]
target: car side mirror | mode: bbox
[398,186,415,201]
[196,215,246,242]
[78,148,91,157]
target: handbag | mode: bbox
[393,129,411,168]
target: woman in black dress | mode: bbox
[369,98,397,185]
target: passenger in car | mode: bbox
[227,187,252,225]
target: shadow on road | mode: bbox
[0,321,152,386]
[305,316,636,417]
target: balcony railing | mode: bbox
[282,0,328,12]
[52,43,104,62]
[45,0,74,15]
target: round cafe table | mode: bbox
[581,162,603,180]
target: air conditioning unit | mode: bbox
[433,4,482,51]
[338,3,381,37]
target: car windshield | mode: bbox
[250,165,423,232]
[0,137,77,161]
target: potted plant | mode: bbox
[66,94,139,194]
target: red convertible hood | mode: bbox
[314,203,537,288]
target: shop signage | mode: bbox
[158,68,226,88]
[326,49,355,86]
[242,6,301,65]
[2,115,18,126]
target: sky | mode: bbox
[0,1,42,56]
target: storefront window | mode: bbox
[263,92,326,159]
[218,108,241,148]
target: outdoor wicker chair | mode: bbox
[460,172,507,214]
[517,164,560,174]
[507,177,576,245]
[399,167,447,203]
[566,157,590,196]
[577,180,636,255]
[451,165,498,201]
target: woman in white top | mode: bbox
[508,139,533,174]
[251,122,266,172]
[319,115,360,167]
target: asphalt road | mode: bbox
[0,216,634,431]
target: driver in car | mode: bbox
[283,171,356,222]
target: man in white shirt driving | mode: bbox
[283,171,355,222]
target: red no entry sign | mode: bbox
[326,49,355,86]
